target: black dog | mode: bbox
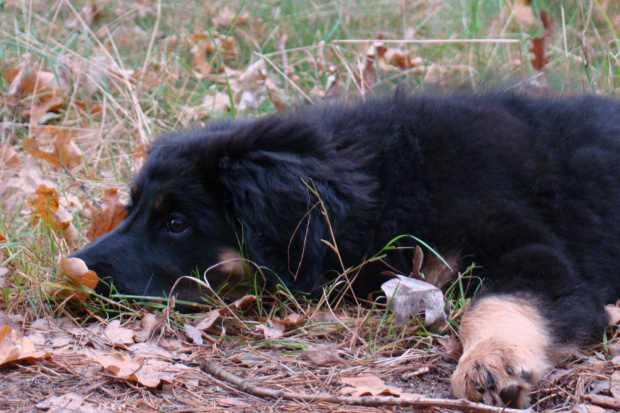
[72,93,620,408]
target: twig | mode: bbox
[200,360,530,413]
[332,38,520,44]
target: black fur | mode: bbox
[72,92,620,348]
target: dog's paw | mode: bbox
[451,295,555,408]
[451,338,541,408]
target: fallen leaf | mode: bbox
[340,375,402,397]
[85,188,128,240]
[26,184,76,238]
[211,6,250,27]
[271,313,305,326]
[383,49,423,69]
[23,127,83,169]
[196,295,256,330]
[57,256,98,301]
[530,11,555,70]
[190,37,215,75]
[104,320,135,346]
[381,274,446,326]
[301,344,343,365]
[85,348,141,377]
[202,92,232,113]
[437,335,463,361]
[356,42,379,89]
[184,323,203,344]
[74,100,103,114]
[0,143,20,169]
[128,359,175,388]
[35,392,84,411]
[0,325,40,366]
[134,313,165,342]
[25,93,64,126]
[255,320,285,339]
[611,371,620,401]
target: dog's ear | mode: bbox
[209,115,376,290]
[217,149,333,289]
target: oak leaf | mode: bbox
[23,127,83,169]
[340,375,402,397]
[85,188,128,240]
[26,184,76,238]
[0,325,40,366]
[57,256,98,301]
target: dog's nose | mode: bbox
[499,385,520,406]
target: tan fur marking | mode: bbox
[451,295,553,408]
[217,249,244,276]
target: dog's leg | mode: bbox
[451,245,609,408]
[451,294,553,407]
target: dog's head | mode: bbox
[70,121,251,303]
[70,111,370,304]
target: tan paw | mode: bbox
[451,338,541,408]
[451,295,559,408]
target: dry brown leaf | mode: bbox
[191,38,215,75]
[356,42,379,89]
[14,71,57,94]
[611,371,620,401]
[104,320,135,346]
[211,6,250,27]
[301,344,343,366]
[131,144,148,160]
[255,320,284,339]
[383,49,423,69]
[134,313,165,342]
[272,313,305,325]
[437,335,463,361]
[128,360,174,388]
[85,188,128,240]
[86,348,141,377]
[74,100,103,114]
[184,324,203,344]
[340,375,402,397]
[530,11,555,70]
[23,127,83,169]
[25,93,64,126]
[57,256,98,301]
[196,295,256,330]
[27,184,71,230]
[0,143,20,169]
[325,75,345,100]
[202,92,232,113]
[0,325,40,366]
[35,392,84,411]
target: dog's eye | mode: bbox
[166,218,187,233]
